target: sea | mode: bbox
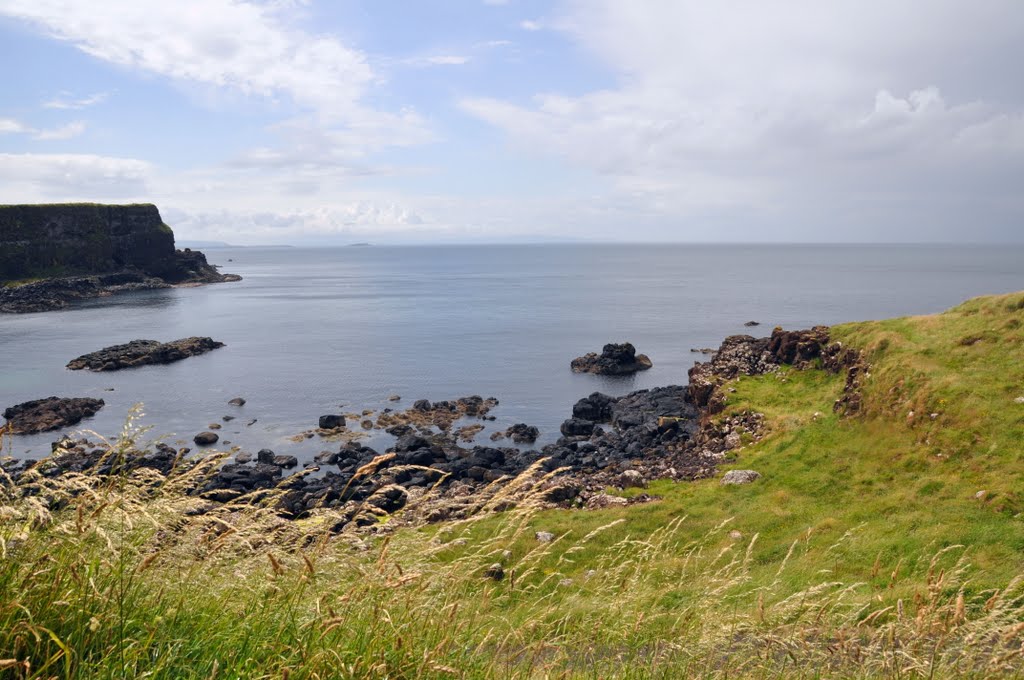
[2,243,1022,462]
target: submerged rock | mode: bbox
[66,337,224,371]
[571,342,652,375]
[2,397,105,435]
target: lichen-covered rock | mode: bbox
[721,469,761,485]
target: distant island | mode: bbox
[347,242,372,247]
[0,203,241,313]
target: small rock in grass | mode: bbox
[535,531,555,543]
[975,490,988,501]
[1015,396,1024,404]
[586,493,629,509]
[729,530,744,540]
[484,563,505,581]
[617,469,646,489]
[721,470,761,485]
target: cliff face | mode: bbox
[0,203,240,312]
[0,203,186,282]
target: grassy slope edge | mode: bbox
[1,292,1023,678]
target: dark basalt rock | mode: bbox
[67,337,224,371]
[572,392,615,421]
[570,342,653,375]
[318,414,346,429]
[505,423,540,443]
[193,431,219,446]
[2,397,105,435]
[560,418,595,437]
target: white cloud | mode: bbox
[32,121,87,140]
[0,153,151,198]
[0,0,373,122]
[167,204,436,244]
[519,20,542,31]
[0,117,87,140]
[424,55,470,66]
[462,0,1024,240]
[402,54,471,67]
[0,118,30,134]
[43,91,108,109]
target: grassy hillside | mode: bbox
[2,292,1023,678]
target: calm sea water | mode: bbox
[2,244,1022,461]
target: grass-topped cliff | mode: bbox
[0,203,178,282]
[1,292,1023,678]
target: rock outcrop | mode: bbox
[0,203,240,313]
[66,337,225,371]
[2,397,105,435]
[571,342,653,375]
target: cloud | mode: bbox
[402,54,471,67]
[462,0,1024,240]
[0,117,87,140]
[0,0,374,122]
[167,204,434,244]
[43,91,109,109]
[519,20,542,31]
[0,118,30,134]
[32,121,87,140]
[0,153,151,198]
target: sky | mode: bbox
[0,0,1021,245]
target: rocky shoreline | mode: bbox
[0,325,863,536]
[0,259,241,313]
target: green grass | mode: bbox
[2,292,1024,678]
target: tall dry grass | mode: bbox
[1,411,1022,679]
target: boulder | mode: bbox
[229,397,246,406]
[272,454,298,469]
[721,470,760,485]
[2,397,105,435]
[366,484,408,513]
[193,431,219,446]
[506,423,539,443]
[560,418,595,437]
[572,392,615,422]
[570,342,653,375]
[319,414,346,429]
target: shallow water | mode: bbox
[2,243,1022,462]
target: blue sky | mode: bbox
[0,0,1022,244]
